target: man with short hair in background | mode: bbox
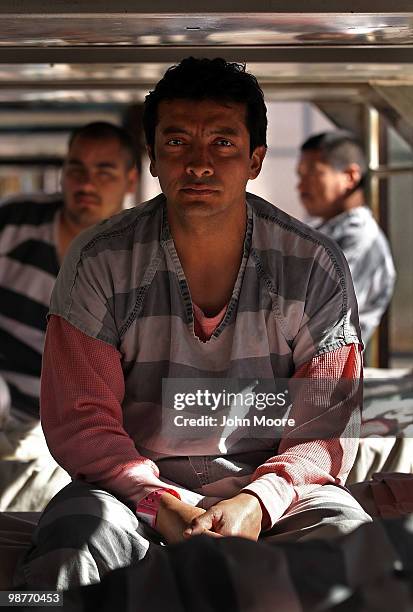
[0,121,138,511]
[297,130,396,345]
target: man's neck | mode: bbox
[168,198,247,252]
[322,189,364,222]
[57,211,85,261]
[168,204,247,263]
[341,188,365,212]
[168,204,248,315]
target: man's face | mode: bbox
[296,150,351,220]
[148,98,266,221]
[62,135,137,228]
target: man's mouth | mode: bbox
[75,193,101,205]
[180,185,218,195]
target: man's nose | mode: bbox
[185,147,213,178]
[77,169,97,190]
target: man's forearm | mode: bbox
[243,344,361,529]
[41,316,180,509]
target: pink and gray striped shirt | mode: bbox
[41,192,363,527]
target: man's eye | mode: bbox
[215,139,233,147]
[166,139,184,146]
[67,168,85,179]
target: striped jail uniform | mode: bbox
[0,194,62,419]
[0,195,72,512]
[315,206,396,344]
[15,192,372,589]
[44,190,366,511]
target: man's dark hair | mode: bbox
[301,131,367,188]
[143,57,267,157]
[68,121,137,170]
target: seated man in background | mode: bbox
[16,57,370,590]
[297,131,396,346]
[0,122,138,511]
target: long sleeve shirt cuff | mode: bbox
[242,474,295,529]
[136,487,181,527]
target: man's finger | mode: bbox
[183,528,222,539]
[184,511,214,535]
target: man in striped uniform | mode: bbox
[297,130,396,345]
[0,122,138,510]
[16,58,370,590]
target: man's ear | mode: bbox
[126,167,139,194]
[249,146,267,180]
[146,145,158,177]
[345,163,362,190]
